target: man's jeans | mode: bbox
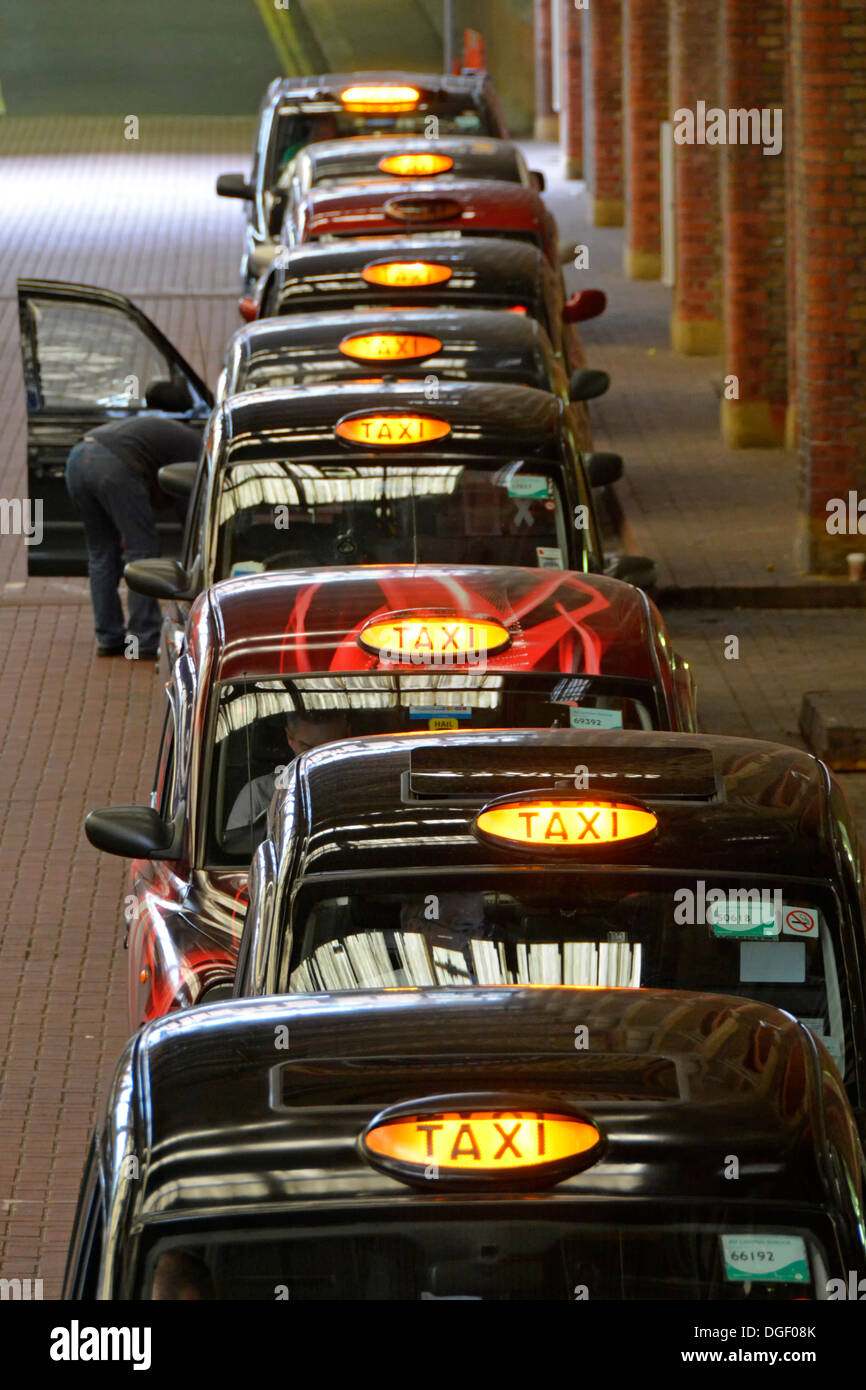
[66,440,162,649]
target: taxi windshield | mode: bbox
[286,871,849,1081]
[214,460,573,578]
[205,677,658,865]
[140,1214,833,1300]
[270,104,487,183]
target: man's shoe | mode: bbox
[96,643,125,657]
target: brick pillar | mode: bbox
[623,0,668,278]
[791,0,866,573]
[720,0,787,446]
[588,0,624,226]
[784,0,798,452]
[669,0,723,353]
[534,0,558,141]
[561,0,583,178]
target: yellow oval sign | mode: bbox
[338,332,442,362]
[340,84,420,113]
[362,261,453,288]
[364,1111,601,1174]
[359,613,511,664]
[336,413,451,447]
[475,799,658,849]
[378,153,454,177]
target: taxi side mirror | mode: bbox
[124,558,195,601]
[586,451,624,488]
[216,172,253,200]
[530,169,546,192]
[563,289,607,324]
[158,462,197,498]
[85,806,181,860]
[605,553,659,592]
[570,368,610,403]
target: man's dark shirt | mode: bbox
[89,415,201,482]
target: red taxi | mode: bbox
[83,564,696,1027]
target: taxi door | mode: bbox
[17,279,213,575]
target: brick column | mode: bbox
[791,0,866,573]
[623,0,668,278]
[720,0,787,446]
[784,0,798,451]
[588,0,624,226]
[561,0,583,178]
[669,0,723,353]
[534,0,558,141]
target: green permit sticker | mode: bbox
[721,1234,809,1283]
[507,474,550,499]
[708,900,779,938]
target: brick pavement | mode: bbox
[0,123,863,1296]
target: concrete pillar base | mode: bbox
[534,114,559,141]
[784,401,798,452]
[624,248,662,280]
[591,197,624,227]
[720,400,786,448]
[670,314,723,356]
[564,156,584,180]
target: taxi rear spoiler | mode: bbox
[404,743,719,804]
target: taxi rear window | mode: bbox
[285,871,850,1081]
[269,104,487,184]
[139,1214,833,1300]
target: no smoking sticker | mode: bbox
[780,905,819,937]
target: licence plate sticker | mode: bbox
[536,546,564,570]
[708,900,780,938]
[720,1235,809,1283]
[507,474,550,499]
[569,707,624,730]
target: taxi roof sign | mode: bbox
[340,84,420,113]
[335,412,451,447]
[384,196,464,222]
[361,1099,603,1185]
[475,796,658,850]
[338,332,442,362]
[362,260,453,288]
[358,611,511,664]
[378,152,454,177]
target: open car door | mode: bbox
[17,279,213,575]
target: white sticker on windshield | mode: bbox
[720,1235,809,1284]
[739,941,806,983]
[230,561,265,578]
[569,707,624,730]
[536,546,564,570]
[779,905,820,937]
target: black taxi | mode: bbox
[236,728,866,1106]
[124,381,649,654]
[217,307,609,412]
[247,234,606,373]
[216,72,510,288]
[63,986,866,1299]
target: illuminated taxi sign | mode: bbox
[336,413,451,446]
[362,1108,602,1183]
[378,152,454,177]
[340,84,420,113]
[338,332,442,362]
[358,611,511,665]
[475,797,658,849]
[362,260,453,288]
[384,196,463,222]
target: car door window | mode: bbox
[22,296,176,409]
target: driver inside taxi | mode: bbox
[226,709,350,831]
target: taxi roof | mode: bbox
[226,307,553,384]
[195,566,657,684]
[286,728,835,881]
[219,379,569,462]
[114,987,836,1224]
[302,178,547,240]
[287,135,526,184]
[269,234,553,314]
